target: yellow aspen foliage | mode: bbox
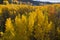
[28,11,37,32]
[37,9,44,25]
[47,21,53,32]
[0,32,3,37]
[15,14,21,26]
[15,14,29,40]
[34,9,45,40]
[0,8,2,15]
[57,27,60,34]
[34,9,53,40]
[0,4,60,40]
[5,18,15,36]
[22,15,27,23]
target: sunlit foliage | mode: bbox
[0,4,60,40]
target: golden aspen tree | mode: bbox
[15,14,29,40]
[34,9,53,40]
[4,18,15,40]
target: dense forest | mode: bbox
[0,4,60,40]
